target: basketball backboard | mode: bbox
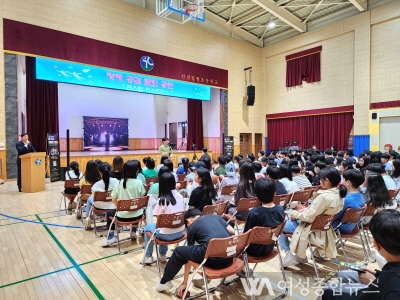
[156,0,205,24]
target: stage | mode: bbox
[59,149,215,172]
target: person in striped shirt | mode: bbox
[291,165,312,190]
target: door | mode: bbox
[255,133,262,154]
[240,133,252,155]
[169,123,177,149]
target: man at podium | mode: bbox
[16,133,36,192]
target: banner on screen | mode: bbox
[83,117,129,152]
[35,57,211,101]
[46,133,61,182]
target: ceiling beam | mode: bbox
[232,9,266,26]
[205,12,262,46]
[348,0,366,11]
[251,0,305,32]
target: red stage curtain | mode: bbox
[286,46,322,87]
[267,112,353,151]
[187,99,204,151]
[26,56,59,152]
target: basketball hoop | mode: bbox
[185,3,199,17]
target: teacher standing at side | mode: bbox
[159,137,171,158]
[16,133,36,192]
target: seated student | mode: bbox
[136,161,146,185]
[188,167,217,212]
[238,178,285,276]
[260,157,268,175]
[142,158,158,178]
[233,156,241,171]
[110,156,124,180]
[141,172,186,264]
[199,148,211,161]
[280,168,345,267]
[321,210,400,300]
[102,160,146,247]
[332,169,365,234]
[214,155,227,176]
[227,162,256,221]
[156,209,235,293]
[305,154,319,183]
[247,153,256,162]
[79,160,101,205]
[217,163,239,203]
[253,161,264,180]
[176,157,190,175]
[85,162,118,228]
[64,161,83,210]
[163,159,178,182]
[312,161,327,186]
[266,166,287,195]
[257,150,265,162]
[186,161,206,196]
[156,155,169,171]
[291,165,312,190]
[279,164,300,194]
[360,169,396,225]
[142,157,149,171]
[95,159,102,166]
[366,163,396,190]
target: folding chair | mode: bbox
[202,201,229,216]
[75,184,93,220]
[226,197,261,233]
[284,214,336,279]
[273,193,292,206]
[108,196,149,254]
[334,204,368,264]
[89,191,113,236]
[183,231,252,300]
[287,189,314,209]
[59,179,80,211]
[242,222,288,300]
[303,186,315,191]
[388,189,399,200]
[220,184,238,197]
[145,177,159,194]
[360,203,378,262]
[143,211,187,279]
[178,174,187,181]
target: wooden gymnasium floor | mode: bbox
[0,179,378,300]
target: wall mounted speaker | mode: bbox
[372,113,377,120]
[247,85,255,106]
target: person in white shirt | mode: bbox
[253,161,265,180]
[278,164,299,194]
[85,162,118,228]
[141,172,186,264]
[291,165,312,190]
[64,161,83,210]
[217,163,239,203]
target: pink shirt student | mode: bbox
[152,189,186,234]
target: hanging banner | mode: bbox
[223,136,234,156]
[47,133,61,182]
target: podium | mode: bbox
[20,152,46,193]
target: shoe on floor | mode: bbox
[298,256,308,264]
[282,252,300,268]
[84,217,92,230]
[159,254,167,263]
[192,275,210,288]
[140,256,155,265]
[236,269,254,278]
[156,281,173,292]
[130,232,137,240]
[101,236,117,247]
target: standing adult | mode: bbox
[16,133,36,192]
[159,138,171,158]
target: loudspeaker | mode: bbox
[372,113,377,120]
[247,85,255,106]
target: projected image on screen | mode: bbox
[83,117,129,151]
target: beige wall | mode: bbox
[1,0,400,149]
[263,1,400,136]
[0,0,264,149]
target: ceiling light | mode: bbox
[269,20,276,28]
